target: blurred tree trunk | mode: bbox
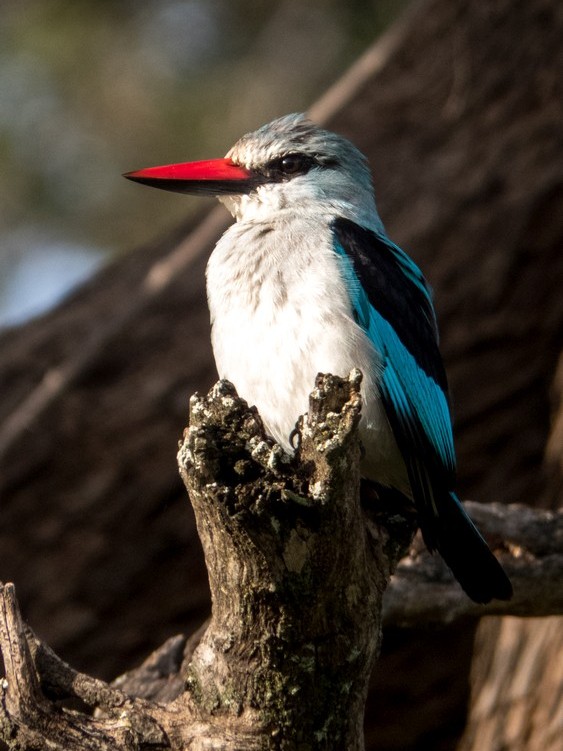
[457,354,563,751]
[458,617,563,751]
[0,0,561,748]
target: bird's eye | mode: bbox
[262,153,315,180]
[280,154,306,174]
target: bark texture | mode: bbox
[458,616,563,751]
[0,375,560,749]
[0,373,414,750]
[0,0,562,748]
[178,373,387,749]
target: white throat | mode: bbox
[218,166,384,235]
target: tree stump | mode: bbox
[0,373,416,750]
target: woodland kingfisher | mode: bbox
[125,113,512,604]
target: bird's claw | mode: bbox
[289,426,301,451]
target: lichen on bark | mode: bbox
[177,370,412,749]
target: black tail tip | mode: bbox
[441,539,513,604]
[429,493,514,604]
[461,566,513,604]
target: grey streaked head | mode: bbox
[228,114,369,180]
[222,114,380,229]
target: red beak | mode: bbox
[123,158,259,196]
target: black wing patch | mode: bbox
[332,217,448,392]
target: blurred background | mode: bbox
[0,0,407,328]
[1,2,561,749]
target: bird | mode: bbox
[125,113,512,603]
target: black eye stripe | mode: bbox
[260,153,318,181]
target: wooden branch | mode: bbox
[383,503,563,627]
[0,581,169,750]
[0,375,560,750]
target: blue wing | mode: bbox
[331,218,456,493]
[331,218,512,603]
